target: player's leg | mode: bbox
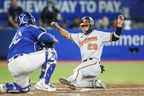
[34,48,57,91]
[60,65,93,89]
[74,60,105,88]
[9,49,57,91]
[0,75,31,93]
[59,63,83,90]
[62,62,91,85]
[34,64,56,91]
[39,48,57,84]
[59,62,104,89]
[73,66,105,88]
[0,62,31,93]
[62,59,105,88]
[0,49,53,93]
[6,50,47,92]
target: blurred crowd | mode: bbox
[0,0,144,31]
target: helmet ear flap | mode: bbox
[88,17,95,27]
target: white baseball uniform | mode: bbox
[67,29,111,87]
[8,48,57,88]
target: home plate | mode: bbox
[80,88,105,92]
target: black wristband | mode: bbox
[115,27,122,36]
[112,27,122,41]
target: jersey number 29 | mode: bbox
[88,43,97,50]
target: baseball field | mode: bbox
[0,60,144,96]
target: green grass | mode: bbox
[0,62,144,85]
[0,68,13,83]
[100,63,144,84]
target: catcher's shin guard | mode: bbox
[0,82,31,93]
[39,49,56,84]
[39,62,47,79]
[40,64,56,84]
[44,64,56,84]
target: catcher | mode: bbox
[51,15,125,89]
[0,12,57,93]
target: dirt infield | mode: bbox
[1,86,144,96]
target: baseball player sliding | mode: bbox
[0,12,57,93]
[51,15,125,89]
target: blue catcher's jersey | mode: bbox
[8,25,46,59]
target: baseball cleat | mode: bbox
[34,81,56,91]
[59,78,76,90]
[94,80,106,89]
[0,84,6,93]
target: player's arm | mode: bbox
[111,15,125,41]
[51,22,71,39]
[38,32,57,44]
[38,27,58,44]
[31,26,57,47]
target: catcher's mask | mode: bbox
[17,11,36,27]
[80,16,95,34]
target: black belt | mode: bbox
[83,58,93,62]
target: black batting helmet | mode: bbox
[80,16,95,33]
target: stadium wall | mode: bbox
[0,0,144,24]
[0,28,143,60]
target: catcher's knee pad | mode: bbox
[4,82,31,93]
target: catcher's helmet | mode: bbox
[80,16,95,31]
[17,11,35,26]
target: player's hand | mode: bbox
[116,15,125,28]
[51,21,59,27]
[51,21,62,31]
[53,37,58,43]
